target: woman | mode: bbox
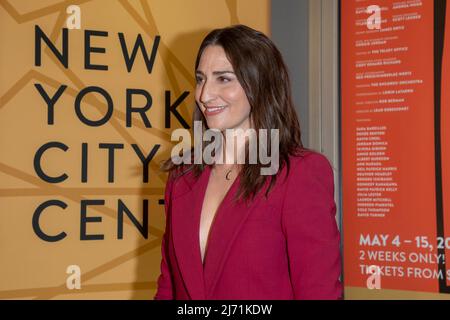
[155,24,342,300]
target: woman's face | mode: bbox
[195,45,251,132]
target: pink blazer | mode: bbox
[154,151,343,300]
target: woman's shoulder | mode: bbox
[165,165,203,198]
[266,149,334,195]
[288,149,333,170]
[280,149,335,201]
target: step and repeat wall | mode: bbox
[0,0,269,299]
[342,0,450,298]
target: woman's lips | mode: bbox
[204,105,227,116]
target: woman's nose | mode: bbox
[199,80,217,105]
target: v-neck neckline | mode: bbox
[199,165,240,268]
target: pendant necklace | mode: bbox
[225,169,233,180]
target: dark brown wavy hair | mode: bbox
[162,24,304,201]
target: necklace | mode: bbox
[225,169,233,180]
[213,165,234,180]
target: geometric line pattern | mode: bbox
[0,0,243,299]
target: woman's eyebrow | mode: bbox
[195,70,235,76]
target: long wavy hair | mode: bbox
[162,24,304,201]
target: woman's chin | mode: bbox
[205,121,226,132]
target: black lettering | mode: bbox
[32,200,67,242]
[165,91,190,128]
[34,84,67,125]
[131,144,160,183]
[117,199,148,239]
[34,142,68,183]
[85,30,108,71]
[75,86,113,126]
[118,33,160,73]
[99,143,124,183]
[81,142,88,183]
[126,89,152,128]
[80,200,104,240]
[35,25,68,68]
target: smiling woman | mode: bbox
[156,24,342,300]
[195,45,252,132]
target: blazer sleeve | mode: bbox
[154,173,175,300]
[281,153,343,300]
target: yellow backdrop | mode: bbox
[0,0,270,299]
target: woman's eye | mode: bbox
[195,77,204,84]
[218,76,231,83]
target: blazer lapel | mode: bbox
[171,168,209,300]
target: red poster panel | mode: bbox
[341,0,450,294]
[441,0,450,294]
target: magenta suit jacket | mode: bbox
[154,151,342,300]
